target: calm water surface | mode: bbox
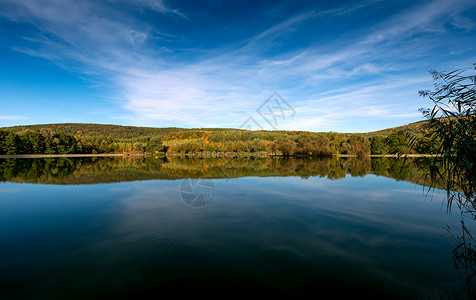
[0,157,472,299]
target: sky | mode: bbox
[0,0,475,133]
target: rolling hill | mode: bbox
[1,123,243,139]
[366,120,430,136]
[1,120,430,137]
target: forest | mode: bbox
[0,122,439,156]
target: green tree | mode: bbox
[178,141,203,153]
[26,131,46,154]
[231,141,249,153]
[133,142,145,152]
[348,135,370,157]
[276,138,296,156]
[370,136,389,155]
[248,139,266,153]
[0,130,10,154]
[386,131,412,154]
[295,135,331,156]
[266,141,278,155]
[145,137,164,153]
[328,132,345,155]
[1,131,21,155]
[55,131,79,154]
[415,136,439,154]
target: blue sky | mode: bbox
[0,0,475,132]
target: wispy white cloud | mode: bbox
[0,115,26,120]
[132,0,188,18]
[243,10,318,48]
[1,0,474,131]
[0,0,176,70]
[449,12,476,30]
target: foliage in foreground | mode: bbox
[419,63,476,299]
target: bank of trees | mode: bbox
[161,130,421,156]
[0,129,82,155]
[0,124,429,156]
[369,131,422,155]
[164,132,334,156]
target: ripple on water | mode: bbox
[142,238,177,255]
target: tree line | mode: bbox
[0,125,436,156]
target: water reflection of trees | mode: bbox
[0,157,167,184]
[0,156,437,187]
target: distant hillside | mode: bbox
[1,123,241,139]
[2,121,429,137]
[366,120,429,136]
[0,121,433,156]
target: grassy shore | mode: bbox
[0,154,126,158]
[0,153,442,159]
[338,154,442,158]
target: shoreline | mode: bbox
[372,154,442,157]
[0,154,126,158]
[339,154,442,158]
[0,153,441,159]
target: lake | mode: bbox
[0,157,473,299]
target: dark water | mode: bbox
[0,157,473,299]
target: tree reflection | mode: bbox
[1,156,436,187]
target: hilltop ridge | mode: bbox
[1,120,428,137]
[0,120,433,156]
[1,123,242,139]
